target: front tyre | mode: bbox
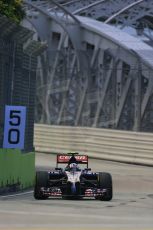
[96,172,113,201]
[34,171,49,200]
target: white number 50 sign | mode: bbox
[3,106,26,149]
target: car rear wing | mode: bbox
[56,154,88,167]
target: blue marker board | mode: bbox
[3,106,26,149]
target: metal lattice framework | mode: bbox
[63,0,153,40]
[23,0,85,124]
[25,1,153,40]
[23,0,153,131]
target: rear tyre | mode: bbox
[96,172,113,201]
[34,171,49,200]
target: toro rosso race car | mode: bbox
[34,153,113,201]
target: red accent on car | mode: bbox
[57,154,88,164]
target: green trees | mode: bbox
[0,0,25,23]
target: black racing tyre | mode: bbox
[96,172,113,201]
[34,171,49,200]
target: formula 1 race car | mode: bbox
[34,153,113,201]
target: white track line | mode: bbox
[0,190,33,198]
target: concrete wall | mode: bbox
[34,124,153,166]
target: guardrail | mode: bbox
[34,124,153,166]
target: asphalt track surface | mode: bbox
[0,153,153,230]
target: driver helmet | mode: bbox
[69,163,78,171]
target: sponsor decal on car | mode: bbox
[57,155,88,163]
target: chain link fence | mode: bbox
[0,15,45,151]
